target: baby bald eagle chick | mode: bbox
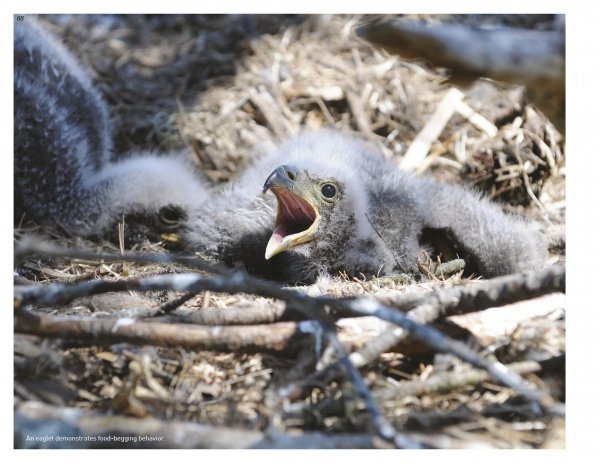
[14,17,208,246]
[186,131,548,283]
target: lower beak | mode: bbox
[161,233,180,243]
[264,207,320,259]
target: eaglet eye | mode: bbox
[158,205,186,229]
[321,183,337,199]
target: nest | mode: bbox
[15,14,566,449]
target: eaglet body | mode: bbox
[185,132,548,283]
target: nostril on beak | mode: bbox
[282,165,298,181]
[263,165,298,193]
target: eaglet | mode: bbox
[14,17,209,246]
[185,131,548,283]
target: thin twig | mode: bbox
[157,292,198,315]
[347,92,371,134]
[399,87,464,171]
[364,212,406,272]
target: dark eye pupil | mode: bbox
[321,184,336,199]
[159,205,185,225]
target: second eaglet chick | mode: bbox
[14,17,209,246]
[185,131,548,283]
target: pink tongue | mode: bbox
[271,231,284,244]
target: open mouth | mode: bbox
[265,188,320,259]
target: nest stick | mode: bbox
[14,311,307,353]
[376,360,542,401]
[399,87,464,171]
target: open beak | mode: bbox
[263,166,320,260]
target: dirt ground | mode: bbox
[14,14,565,449]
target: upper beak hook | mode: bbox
[262,165,298,194]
